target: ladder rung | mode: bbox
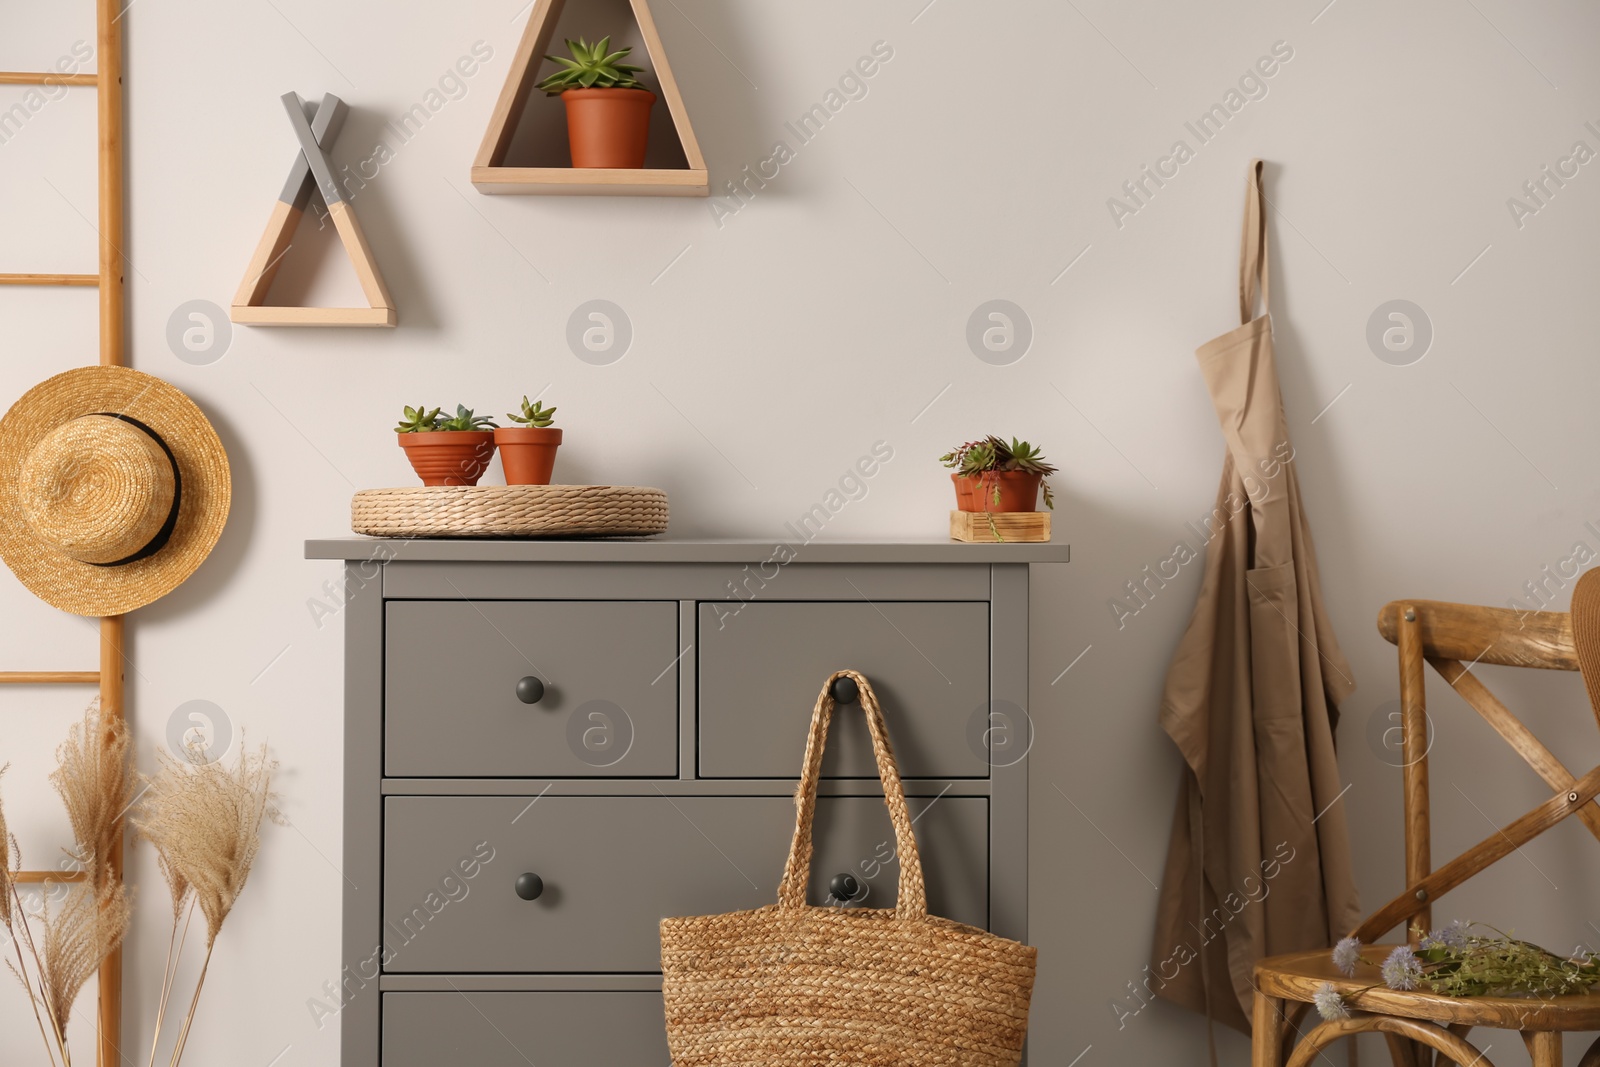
[0,671,101,685]
[0,273,99,287]
[11,870,88,884]
[0,72,98,86]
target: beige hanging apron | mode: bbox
[1150,160,1360,1034]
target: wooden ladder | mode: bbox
[0,1,128,1063]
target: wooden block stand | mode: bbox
[949,511,1051,544]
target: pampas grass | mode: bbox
[134,737,277,1067]
[37,876,133,1044]
[52,701,136,893]
[0,706,277,1067]
[0,703,134,1067]
[0,762,60,1067]
[0,765,13,929]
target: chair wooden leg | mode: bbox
[1431,1024,1473,1067]
[1254,991,1287,1067]
[1577,1033,1600,1067]
[1283,999,1310,1064]
[1523,1031,1561,1067]
[1384,1033,1421,1067]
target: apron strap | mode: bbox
[1238,159,1270,324]
[1189,772,1220,1067]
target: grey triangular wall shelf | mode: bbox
[233,93,396,326]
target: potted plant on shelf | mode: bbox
[495,396,562,486]
[940,436,1058,512]
[536,36,654,169]
[396,404,498,486]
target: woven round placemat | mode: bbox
[351,485,668,538]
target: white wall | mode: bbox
[3,0,1600,1063]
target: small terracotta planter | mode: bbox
[495,427,563,485]
[951,473,978,511]
[953,471,1042,513]
[398,431,497,487]
[561,87,655,168]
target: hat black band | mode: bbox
[86,413,183,568]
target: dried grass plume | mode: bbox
[51,703,136,892]
[135,739,276,947]
[0,764,13,929]
[134,737,278,1067]
[37,876,132,1038]
[0,702,134,1067]
[0,708,279,1067]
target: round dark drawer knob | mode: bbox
[829,873,861,902]
[515,676,546,705]
[830,677,859,705]
[515,872,544,901]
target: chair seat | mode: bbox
[1256,948,1600,1031]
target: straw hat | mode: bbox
[0,366,231,617]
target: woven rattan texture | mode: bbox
[350,485,668,538]
[660,670,1036,1066]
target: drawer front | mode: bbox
[383,795,988,973]
[385,601,678,777]
[697,601,990,778]
[383,991,668,1067]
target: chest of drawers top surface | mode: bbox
[306,536,1071,563]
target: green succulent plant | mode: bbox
[1006,439,1057,485]
[395,404,442,433]
[506,396,557,427]
[939,435,1058,509]
[434,405,498,432]
[535,36,645,95]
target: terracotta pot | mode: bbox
[953,471,1041,513]
[397,431,497,487]
[495,426,563,485]
[561,87,655,168]
[951,473,978,511]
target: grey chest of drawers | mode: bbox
[305,537,1069,1066]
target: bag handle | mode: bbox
[776,670,928,920]
[1238,158,1271,325]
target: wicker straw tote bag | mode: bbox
[660,670,1037,1066]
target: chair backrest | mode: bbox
[1351,586,1600,944]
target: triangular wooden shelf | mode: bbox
[230,198,396,326]
[472,0,707,196]
[232,93,397,327]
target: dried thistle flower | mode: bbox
[1331,936,1361,977]
[1382,945,1422,990]
[1419,920,1469,952]
[1312,982,1349,1021]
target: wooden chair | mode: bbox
[1252,573,1600,1067]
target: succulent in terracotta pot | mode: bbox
[939,436,1058,513]
[536,36,655,169]
[495,396,563,486]
[396,404,498,487]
